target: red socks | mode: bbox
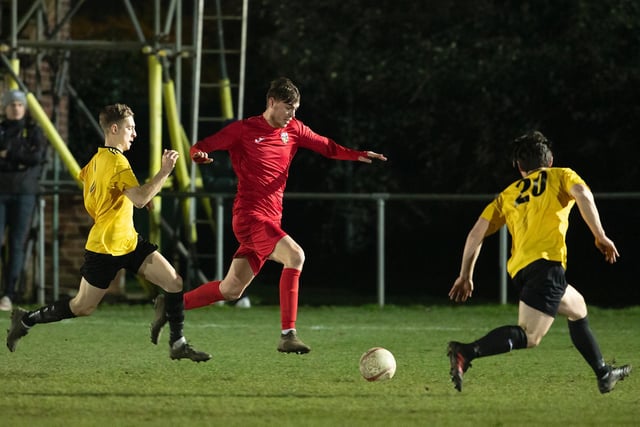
[279,268,301,330]
[184,269,301,329]
[184,280,224,310]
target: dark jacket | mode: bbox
[0,118,48,194]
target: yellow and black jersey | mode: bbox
[481,167,586,277]
[78,146,140,255]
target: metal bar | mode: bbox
[499,226,508,304]
[237,0,248,119]
[162,0,178,37]
[122,0,147,43]
[190,0,204,145]
[66,83,103,139]
[188,0,204,239]
[38,197,46,305]
[12,40,157,50]
[16,0,44,36]
[216,196,224,280]
[377,197,386,308]
[10,0,19,57]
[47,0,86,39]
[214,0,229,79]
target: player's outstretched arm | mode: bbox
[570,183,620,264]
[125,149,179,209]
[357,151,387,163]
[449,217,490,303]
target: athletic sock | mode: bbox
[469,325,528,359]
[184,280,224,310]
[279,268,301,331]
[165,291,185,345]
[568,316,607,377]
[24,298,76,327]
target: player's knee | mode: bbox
[288,246,305,268]
[222,286,244,301]
[563,296,587,321]
[525,332,544,348]
[70,301,97,317]
[163,275,183,293]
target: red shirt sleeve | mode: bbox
[293,120,366,161]
[190,121,241,158]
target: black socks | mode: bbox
[568,316,607,377]
[164,291,185,345]
[24,298,76,327]
[468,325,528,360]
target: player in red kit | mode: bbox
[151,77,387,353]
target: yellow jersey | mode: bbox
[78,147,140,255]
[480,167,587,277]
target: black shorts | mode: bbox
[79,235,158,289]
[512,259,568,317]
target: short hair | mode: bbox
[99,104,134,132]
[512,130,553,171]
[266,77,300,105]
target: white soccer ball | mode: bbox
[359,347,396,382]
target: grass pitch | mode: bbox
[1,303,638,426]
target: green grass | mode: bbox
[1,304,638,426]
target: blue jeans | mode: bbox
[0,194,37,300]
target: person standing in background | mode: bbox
[0,90,48,311]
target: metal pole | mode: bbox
[216,196,224,280]
[237,0,248,119]
[188,0,205,286]
[377,196,386,308]
[38,198,46,305]
[499,226,508,304]
[190,0,204,147]
[123,0,147,42]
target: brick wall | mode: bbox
[40,194,92,291]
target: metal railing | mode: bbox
[36,190,640,307]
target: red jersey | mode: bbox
[191,115,367,220]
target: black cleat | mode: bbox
[170,341,212,362]
[447,341,472,392]
[598,364,632,394]
[277,330,311,354]
[150,294,167,345]
[6,308,30,352]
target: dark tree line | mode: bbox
[246,0,640,194]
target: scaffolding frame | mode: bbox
[0,0,248,303]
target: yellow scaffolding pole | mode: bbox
[147,52,163,245]
[163,77,197,243]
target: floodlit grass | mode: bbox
[1,304,638,426]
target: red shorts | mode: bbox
[232,215,286,275]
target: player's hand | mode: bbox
[161,149,179,172]
[192,151,213,164]
[358,151,387,163]
[449,276,474,303]
[595,235,619,264]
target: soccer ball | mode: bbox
[359,347,396,382]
